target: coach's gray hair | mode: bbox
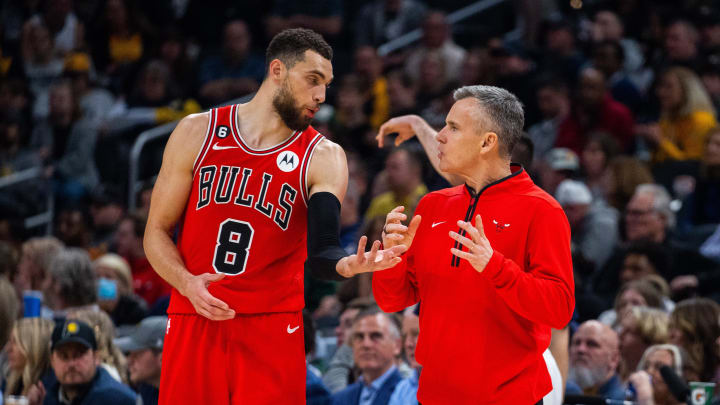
[452,85,524,158]
[49,248,97,307]
[635,183,676,229]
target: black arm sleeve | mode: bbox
[305,192,350,281]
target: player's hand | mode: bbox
[181,273,236,321]
[338,236,408,277]
[376,115,421,148]
[449,215,494,273]
[382,206,421,250]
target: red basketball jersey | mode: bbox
[167,104,325,314]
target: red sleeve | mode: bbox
[480,205,575,329]
[371,200,426,313]
[372,254,419,313]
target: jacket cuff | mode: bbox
[480,250,505,282]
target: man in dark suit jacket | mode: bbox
[331,308,403,405]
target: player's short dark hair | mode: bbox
[265,28,333,73]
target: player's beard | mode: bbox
[272,79,312,132]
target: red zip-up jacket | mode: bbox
[373,165,574,404]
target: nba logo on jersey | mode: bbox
[277,151,299,172]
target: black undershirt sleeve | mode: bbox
[305,192,349,281]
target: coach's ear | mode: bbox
[479,131,498,155]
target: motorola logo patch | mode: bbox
[277,151,299,172]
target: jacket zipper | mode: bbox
[450,167,524,267]
[451,189,480,267]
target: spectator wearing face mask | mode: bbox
[93,253,147,328]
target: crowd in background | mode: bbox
[1,0,720,404]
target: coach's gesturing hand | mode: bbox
[382,206,422,250]
[449,215,494,273]
[181,273,236,321]
[337,236,408,278]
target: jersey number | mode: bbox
[212,219,254,275]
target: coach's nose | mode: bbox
[436,126,448,143]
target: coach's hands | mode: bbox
[382,206,421,250]
[336,236,408,278]
[449,215,494,273]
[181,273,236,321]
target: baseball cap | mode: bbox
[556,179,592,206]
[52,320,97,351]
[546,148,580,171]
[115,316,168,352]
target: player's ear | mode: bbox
[268,59,286,82]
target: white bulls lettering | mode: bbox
[196,165,297,230]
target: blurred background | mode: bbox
[1,0,720,404]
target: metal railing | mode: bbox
[127,96,252,210]
[127,120,180,209]
[0,166,54,235]
[377,0,508,56]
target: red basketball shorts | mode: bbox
[159,312,305,405]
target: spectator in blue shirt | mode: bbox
[331,308,403,405]
[388,307,420,405]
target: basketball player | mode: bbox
[144,29,406,405]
